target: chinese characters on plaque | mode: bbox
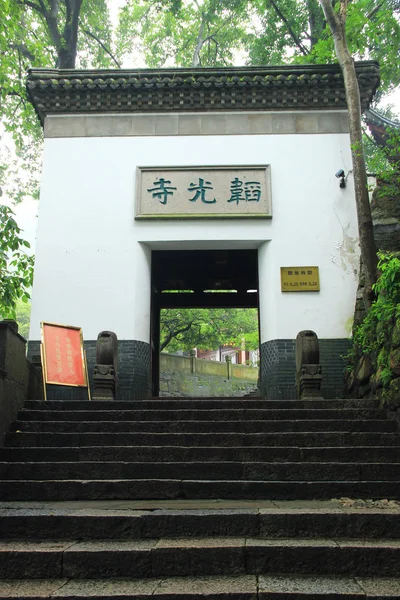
[280,267,320,292]
[136,166,271,219]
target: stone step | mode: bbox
[22,399,381,411]
[1,574,399,599]
[2,479,400,501]
[2,445,400,463]
[1,537,400,579]
[2,461,400,482]
[1,505,400,540]
[6,431,400,447]
[17,408,387,422]
[11,419,397,434]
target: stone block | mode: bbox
[63,540,155,578]
[201,114,227,134]
[295,114,319,133]
[111,116,134,136]
[178,115,202,135]
[85,116,114,137]
[259,574,363,597]
[155,115,179,135]
[44,116,86,138]
[247,114,272,134]
[317,113,343,133]
[271,114,296,134]
[224,114,249,134]
[131,115,156,135]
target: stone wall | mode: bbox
[159,353,259,397]
[0,321,42,446]
[28,339,151,401]
[260,339,351,399]
[160,372,258,397]
[160,353,259,381]
[347,318,400,418]
[346,178,400,417]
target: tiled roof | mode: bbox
[365,108,400,162]
[27,62,380,125]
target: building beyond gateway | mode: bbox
[26,62,380,400]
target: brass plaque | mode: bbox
[280,267,320,292]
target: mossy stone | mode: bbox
[381,377,400,411]
[354,355,373,384]
[389,347,400,377]
[392,319,400,348]
[371,366,384,391]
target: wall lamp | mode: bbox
[335,169,346,189]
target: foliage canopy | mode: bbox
[351,252,400,387]
[0,205,34,319]
[160,308,259,353]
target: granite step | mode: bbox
[17,408,387,422]
[2,398,400,596]
[6,431,400,447]
[21,399,382,411]
[11,419,397,434]
[2,461,400,482]
[1,505,400,540]
[2,479,400,501]
[1,537,400,579]
[1,574,399,599]
[2,445,400,463]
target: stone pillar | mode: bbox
[0,320,42,446]
[92,331,118,401]
[225,355,233,380]
[190,349,196,374]
[296,330,323,399]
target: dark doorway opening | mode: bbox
[151,249,260,397]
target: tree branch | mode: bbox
[367,1,385,20]
[15,0,44,14]
[192,14,206,67]
[81,26,121,67]
[267,0,310,55]
[9,44,36,62]
[160,321,195,351]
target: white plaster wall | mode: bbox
[30,128,358,343]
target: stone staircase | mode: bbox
[0,396,400,598]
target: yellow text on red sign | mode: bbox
[41,322,87,386]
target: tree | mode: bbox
[117,0,250,68]
[14,299,31,339]
[160,308,259,353]
[319,0,378,305]
[1,0,117,204]
[248,0,400,94]
[0,0,117,315]
[116,0,400,94]
[0,205,34,319]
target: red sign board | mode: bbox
[41,322,88,387]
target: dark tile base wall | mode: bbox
[260,338,351,400]
[29,337,349,401]
[28,340,151,401]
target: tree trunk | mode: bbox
[319,0,377,306]
[192,16,206,67]
[306,0,324,48]
[57,0,83,68]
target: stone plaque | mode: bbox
[135,165,271,219]
[281,267,320,292]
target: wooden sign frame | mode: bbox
[40,321,91,400]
